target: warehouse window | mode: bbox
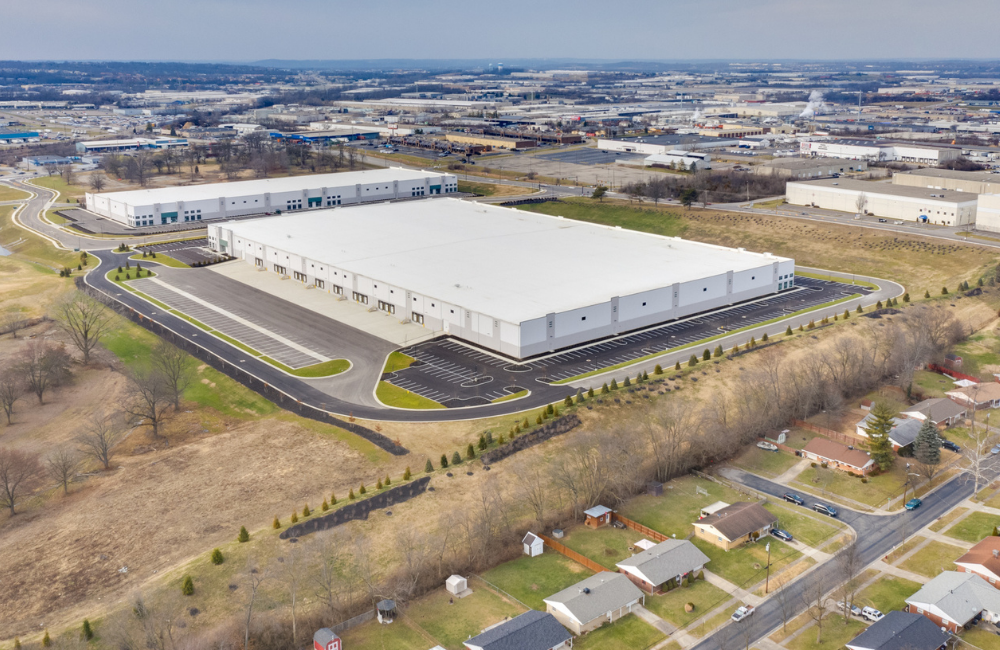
[703,288,707,292]
[642,302,647,306]
[581,316,586,321]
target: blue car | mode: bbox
[813,503,838,517]
[783,493,805,506]
[905,498,922,511]
[771,528,793,542]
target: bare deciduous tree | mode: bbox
[802,574,831,643]
[242,560,267,650]
[310,531,349,620]
[88,172,106,192]
[150,340,192,411]
[16,340,71,404]
[835,540,864,623]
[0,366,23,425]
[0,447,43,515]
[277,544,306,648]
[855,192,868,215]
[46,446,80,494]
[56,292,116,365]
[773,574,795,634]
[0,307,28,338]
[121,366,172,442]
[513,460,550,528]
[77,412,127,470]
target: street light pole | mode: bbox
[765,542,771,593]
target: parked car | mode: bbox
[783,493,805,506]
[942,440,961,452]
[878,218,888,223]
[905,498,923,511]
[861,607,884,623]
[813,503,838,517]
[837,601,862,617]
[757,441,778,452]
[771,528,793,542]
[893,220,903,225]
[731,605,755,622]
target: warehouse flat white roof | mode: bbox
[222,199,790,323]
[788,178,979,203]
[89,168,449,205]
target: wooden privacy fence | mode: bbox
[537,533,608,574]
[927,363,985,385]
[790,419,858,446]
[610,513,668,543]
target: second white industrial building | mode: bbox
[207,199,794,359]
[85,168,458,227]
[786,178,977,225]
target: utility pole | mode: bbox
[765,542,772,593]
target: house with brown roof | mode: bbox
[802,438,875,476]
[692,502,777,551]
[955,537,1000,587]
[946,382,1000,410]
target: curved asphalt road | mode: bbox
[693,468,979,649]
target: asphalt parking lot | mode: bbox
[537,148,646,165]
[57,208,206,237]
[386,276,870,406]
[140,238,220,265]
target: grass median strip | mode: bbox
[130,252,191,268]
[492,389,528,403]
[383,350,416,373]
[376,381,445,409]
[259,357,350,378]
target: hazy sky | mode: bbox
[5,0,999,63]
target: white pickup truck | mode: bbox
[731,605,755,622]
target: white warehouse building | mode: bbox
[800,140,961,165]
[85,168,458,227]
[207,199,795,359]
[786,178,978,226]
[976,194,1000,233]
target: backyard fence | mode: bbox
[327,610,375,636]
[790,419,858,446]
[927,363,985,385]
[692,469,769,503]
[537,533,608,574]
[610,513,669,543]
[77,277,409,456]
[470,574,532,611]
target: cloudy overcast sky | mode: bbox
[4,0,998,62]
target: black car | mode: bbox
[942,440,961,452]
[783,493,805,506]
[813,503,838,517]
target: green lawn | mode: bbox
[643,579,732,629]
[560,525,645,570]
[944,511,1000,544]
[781,428,822,451]
[481,552,594,610]
[376,381,446,409]
[573,614,665,650]
[785,614,866,650]
[793,464,906,509]
[30,175,88,203]
[338,618,431,650]
[619,475,750,539]
[45,209,71,225]
[952,331,1000,378]
[912,369,955,399]
[520,199,688,238]
[689,603,741,638]
[383,350,416,373]
[729,446,800,478]
[405,587,526,650]
[260,356,351,378]
[692,537,800,588]
[763,502,844,548]
[856,575,922,614]
[930,507,970,532]
[962,628,1000,650]
[493,389,529,403]
[130,252,190,268]
[0,184,30,201]
[886,536,926,564]
[0,205,81,269]
[899,540,967,578]
[457,180,504,196]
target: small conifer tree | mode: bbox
[688,354,697,367]
[498,433,506,444]
[750,336,757,346]
[385,473,391,486]
[426,458,434,472]
[942,287,949,295]
[798,324,804,331]
[466,443,476,459]
[440,453,449,468]
[762,332,769,342]
[331,492,337,505]
[857,305,863,313]
[675,361,682,370]
[14,638,20,649]
[714,345,723,357]
[182,576,194,596]
[564,395,573,407]
[702,349,711,361]
[478,433,487,450]
[404,467,412,480]
[452,451,462,465]
[273,516,281,529]
[536,414,543,424]
[587,387,595,398]
[623,376,631,387]
[359,484,367,494]
[115,274,120,281]
[303,504,310,516]
[844,309,850,319]
[82,619,94,641]
[876,300,883,309]
[349,488,356,499]
[642,371,648,380]
[522,417,530,428]
[211,548,224,565]
[546,403,554,415]
[924,290,930,298]
[238,526,250,543]
[807,321,815,329]
[321,499,329,511]
[732,345,739,355]
[291,512,298,523]
[610,378,618,390]
[786,325,793,335]
[43,630,51,647]
[576,391,584,404]
[377,478,383,489]
[654,364,663,374]
[553,406,559,417]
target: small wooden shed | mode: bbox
[584,505,613,529]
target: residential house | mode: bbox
[543,572,644,635]
[905,571,1000,633]
[946,382,1000,410]
[463,610,572,650]
[955,537,1000,587]
[583,505,612,529]
[801,438,875,476]
[616,539,710,593]
[523,532,544,557]
[845,611,950,650]
[854,414,922,451]
[901,397,968,428]
[693,501,777,551]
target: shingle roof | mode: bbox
[523,532,542,546]
[464,611,571,650]
[543,572,643,625]
[616,539,710,586]
[696,502,777,542]
[845,611,950,650]
[888,418,922,448]
[906,571,1000,625]
[947,383,1000,403]
[313,628,339,645]
[803,438,874,470]
[955,537,1000,579]
[903,398,966,423]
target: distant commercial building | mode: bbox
[598,134,739,155]
[786,178,977,226]
[76,137,188,154]
[800,140,960,165]
[275,128,382,144]
[976,194,1000,233]
[754,157,868,179]
[643,150,711,170]
[697,125,765,138]
[86,168,457,227]
[208,199,794,359]
[893,168,1000,195]
[445,133,535,150]
[0,130,40,142]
